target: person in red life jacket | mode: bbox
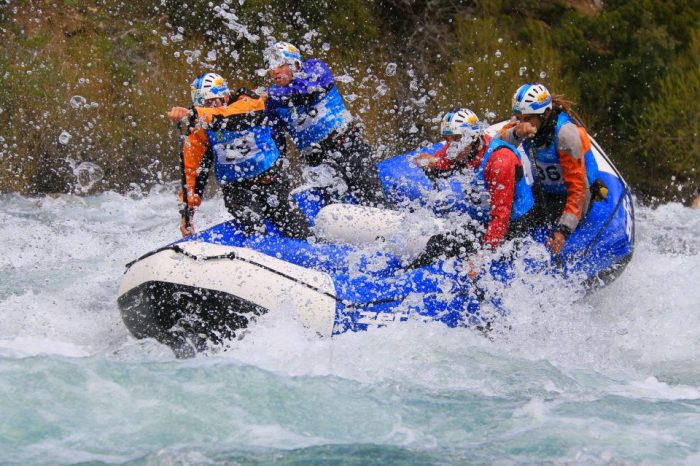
[413,108,534,274]
[692,187,700,210]
[499,83,606,255]
[260,41,387,207]
[167,72,311,239]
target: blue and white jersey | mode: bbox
[207,125,280,183]
[267,59,352,150]
[523,111,600,196]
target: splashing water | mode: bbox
[58,131,71,145]
[69,95,87,109]
[73,162,105,193]
[0,192,699,465]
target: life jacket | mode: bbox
[445,138,534,224]
[196,96,280,183]
[273,83,351,151]
[523,111,599,195]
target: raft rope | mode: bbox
[131,243,339,301]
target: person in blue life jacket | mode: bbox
[412,108,535,275]
[499,83,607,255]
[260,41,387,207]
[167,72,312,239]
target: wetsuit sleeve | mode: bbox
[265,105,288,156]
[178,128,209,209]
[482,148,518,249]
[267,60,335,106]
[556,123,591,231]
[193,94,266,123]
[499,120,521,146]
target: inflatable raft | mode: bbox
[117,122,635,357]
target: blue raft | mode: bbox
[117,124,634,356]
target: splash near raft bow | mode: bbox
[117,122,635,357]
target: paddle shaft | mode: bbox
[176,122,191,229]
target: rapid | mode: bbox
[1,189,699,465]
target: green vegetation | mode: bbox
[0,0,698,203]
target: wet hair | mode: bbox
[551,93,586,127]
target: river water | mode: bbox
[1,190,699,465]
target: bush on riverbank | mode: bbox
[1,0,697,202]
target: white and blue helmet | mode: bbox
[190,73,230,106]
[512,82,552,115]
[264,41,303,69]
[440,108,483,138]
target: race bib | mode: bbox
[214,134,261,164]
[535,161,563,186]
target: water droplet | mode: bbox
[322,42,330,51]
[70,95,87,109]
[74,161,104,192]
[498,37,503,44]
[385,62,397,77]
[375,82,389,97]
[467,66,474,74]
[539,71,547,79]
[58,131,71,145]
[206,50,217,62]
[519,66,528,76]
[495,50,502,58]
[408,123,419,134]
[335,74,354,83]
[495,70,502,77]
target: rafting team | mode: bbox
[167,41,608,274]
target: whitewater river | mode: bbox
[1,190,699,465]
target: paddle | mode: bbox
[176,122,192,233]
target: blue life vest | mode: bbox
[206,122,280,183]
[523,112,599,195]
[274,84,351,150]
[459,138,534,224]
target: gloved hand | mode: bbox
[547,229,569,255]
[514,121,537,139]
[467,253,484,280]
[180,210,195,237]
[168,107,191,123]
[414,152,435,169]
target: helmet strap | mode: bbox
[468,138,481,160]
[532,109,558,147]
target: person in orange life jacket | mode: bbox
[499,82,606,255]
[412,108,535,274]
[260,41,387,207]
[167,72,312,239]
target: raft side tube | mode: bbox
[117,241,338,354]
[314,203,447,261]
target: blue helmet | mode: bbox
[512,82,552,115]
[440,108,483,138]
[190,73,230,106]
[264,41,302,70]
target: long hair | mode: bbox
[551,93,586,127]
